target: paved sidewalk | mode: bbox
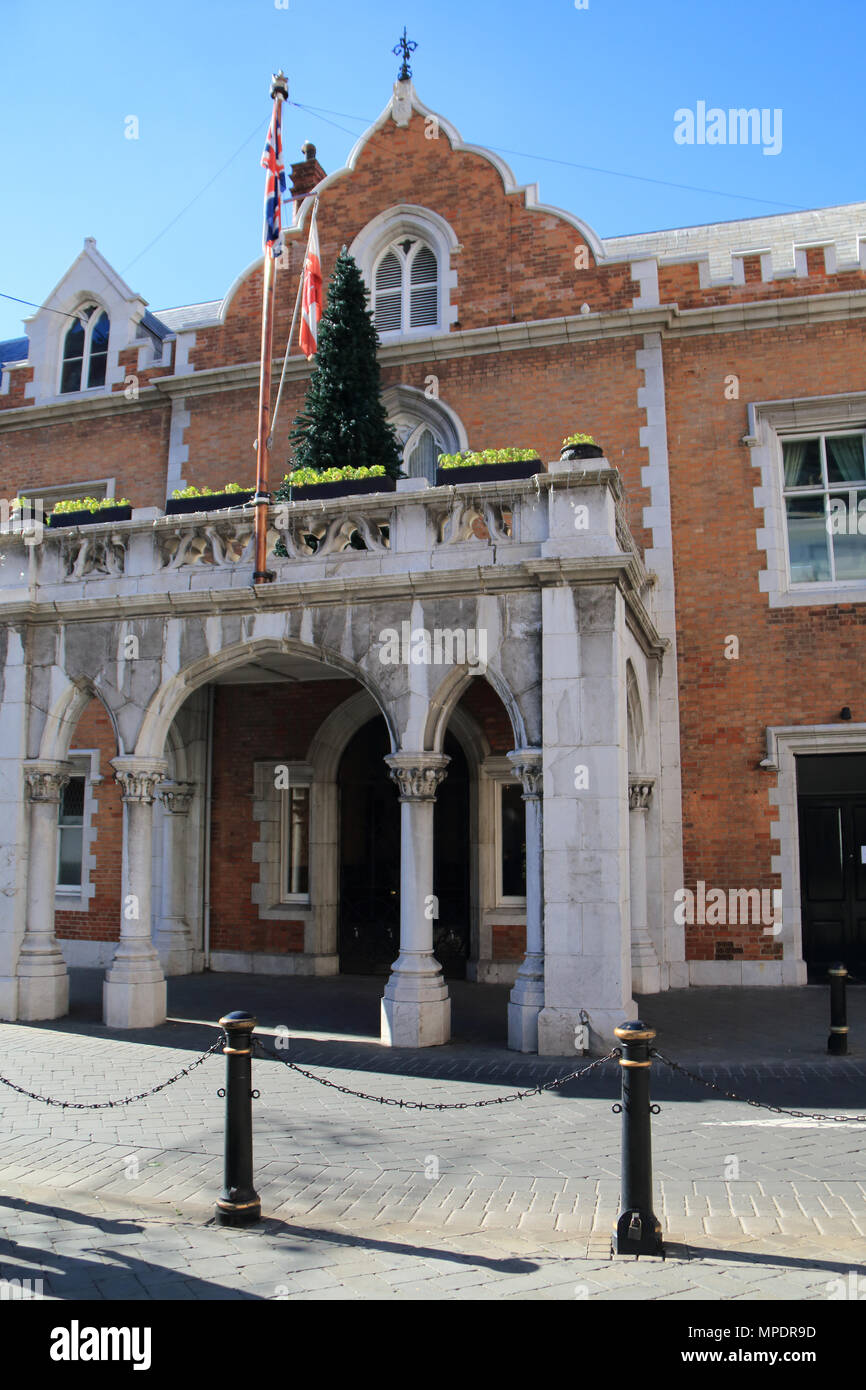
[1,971,865,1300]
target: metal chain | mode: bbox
[652,1049,866,1123]
[0,1038,223,1110]
[253,1038,618,1108]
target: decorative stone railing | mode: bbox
[0,464,648,604]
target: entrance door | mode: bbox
[339,719,400,975]
[337,721,470,976]
[797,754,866,975]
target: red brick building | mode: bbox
[0,77,864,1051]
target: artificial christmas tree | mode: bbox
[281,247,403,486]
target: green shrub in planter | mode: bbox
[169,483,251,499]
[437,448,539,469]
[50,495,132,514]
[276,465,387,493]
[560,432,604,461]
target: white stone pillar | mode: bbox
[381,753,451,1047]
[18,762,72,1021]
[506,749,544,1052]
[629,777,660,994]
[103,757,168,1028]
[156,782,195,976]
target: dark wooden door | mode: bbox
[799,795,866,975]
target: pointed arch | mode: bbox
[134,638,399,762]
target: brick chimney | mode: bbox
[289,142,326,219]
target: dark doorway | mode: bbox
[797,753,866,977]
[337,720,470,977]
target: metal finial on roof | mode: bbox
[392,26,417,81]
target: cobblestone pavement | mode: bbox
[0,971,864,1300]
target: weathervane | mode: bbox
[392,26,417,81]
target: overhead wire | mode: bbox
[291,99,807,212]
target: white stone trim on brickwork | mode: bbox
[21,239,148,407]
[251,761,314,922]
[350,205,460,336]
[606,204,866,286]
[54,748,101,914]
[748,391,866,608]
[297,80,605,265]
[635,332,686,987]
[165,397,191,495]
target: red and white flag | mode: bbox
[299,209,322,360]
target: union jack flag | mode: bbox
[261,103,286,258]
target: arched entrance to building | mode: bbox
[338,719,470,977]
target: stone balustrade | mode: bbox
[0,464,647,607]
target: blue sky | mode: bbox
[1,0,863,339]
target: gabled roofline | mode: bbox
[23,238,146,328]
[290,80,606,262]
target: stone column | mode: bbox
[506,749,544,1052]
[156,782,195,976]
[18,762,72,1021]
[381,753,451,1047]
[629,777,660,994]
[103,757,168,1028]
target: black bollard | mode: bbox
[613,1020,664,1256]
[215,1011,261,1226]
[828,964,848,1056]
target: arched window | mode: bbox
[383,385,466,484]
[373,239,439,335]
[60,304,110,393]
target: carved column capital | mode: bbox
[385,753,450,802]
[628,775,655,812]
[112,757,168,804]
[507,749,543,800]
[159,782,196,816]
[24,761,73,804]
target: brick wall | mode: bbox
[664,317,866,960]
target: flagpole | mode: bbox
[253,69,289,586]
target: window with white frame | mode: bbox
[781,431,866,584]
[497,783,526,902]
[60,303,110,393]
[280,783,311,902]
[57,775,86,891]
[373,239,439,334]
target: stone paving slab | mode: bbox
[3,975,866,1300]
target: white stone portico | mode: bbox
[0,464,678,1052]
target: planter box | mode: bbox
[560,444,604,462]
[284,475,398,502]
[164,490,255,516]
[435,459,542,487]
[48,505,133,528]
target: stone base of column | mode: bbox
[380,954,451,1047]
[632,962,661,994]
[156,923,194,977]
[0,978,18,1021]
[103,948,167,1028]
[507,957,545,1052]
[537,1004,635,1056]
[17,953,69,1021]
[507,1000,542,1052]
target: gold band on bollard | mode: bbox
[830,1025,849,1033]
[619,1058,652,1067]
[614,1025,656,1043]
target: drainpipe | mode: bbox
[202,684,215,970]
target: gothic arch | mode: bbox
[423,664,526,755]
[37,676,121,763]
[135,638,399,762]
